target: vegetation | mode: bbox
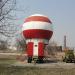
[63,50,75,63]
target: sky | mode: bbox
[16,0,75,48]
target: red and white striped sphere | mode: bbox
[22,14,53,40]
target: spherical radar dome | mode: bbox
[22,14,53,40]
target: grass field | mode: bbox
[0,59,75,75]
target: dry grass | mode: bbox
[0,63,75,74]
[0,59,75,75]
[0,65,75,75]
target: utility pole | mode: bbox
[64,35,67,50]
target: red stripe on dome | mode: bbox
[23,29,53,39]
[24,16,52,23]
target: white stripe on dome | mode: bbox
[22,21,53,31]
[29,14,48,17]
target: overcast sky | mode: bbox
[16,0,75,48]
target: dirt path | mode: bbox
[12,61,75,69]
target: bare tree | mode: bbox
[0,0,17,37]
[0,40,8,50]
[16,33,26,52]
[0,0,29,51]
